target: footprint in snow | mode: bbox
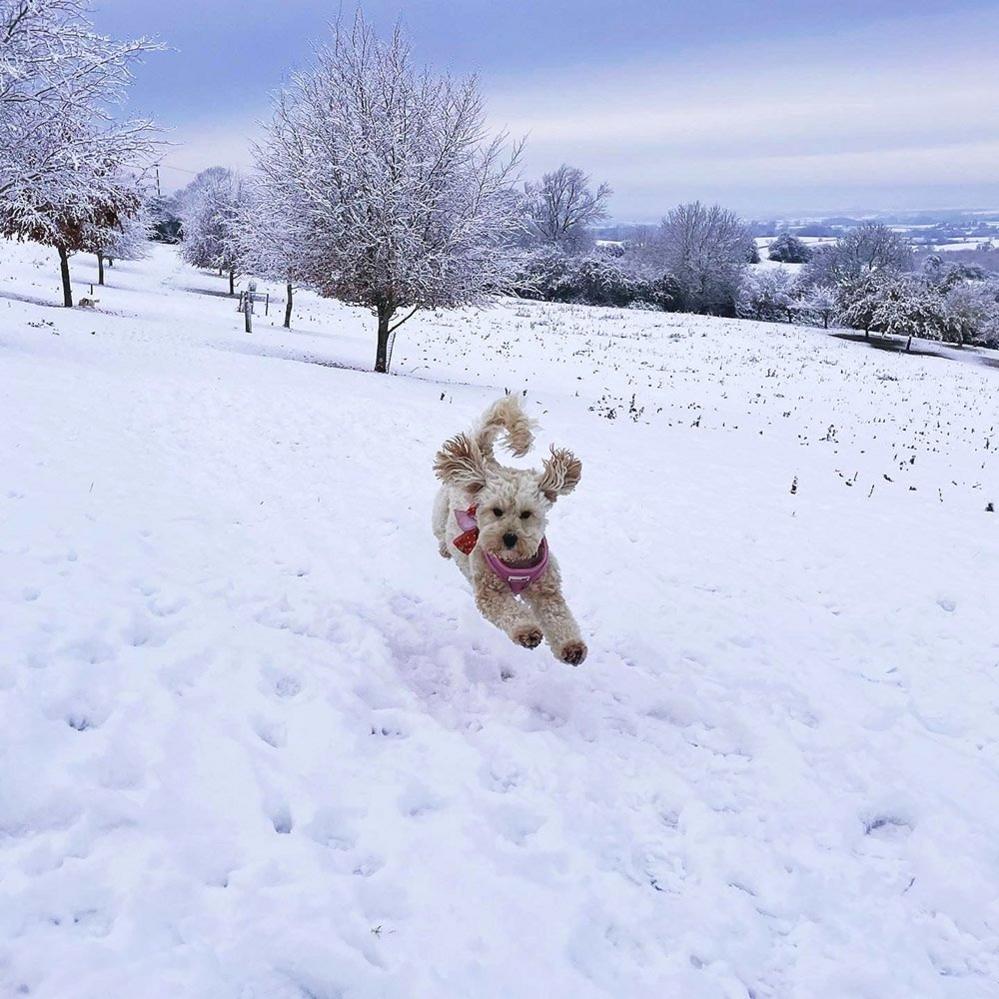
[488,803,545,846]
[267,800,293,834]
[122,613,173,649]
[147,592,189,617]
[480,760,524,794]
[352,854,384,878]
[305,806,359,851]
[260,667,302,699]
[252,716,287,749]
[63,637,116,666]
[864,815,914,840]
[368,709,410,739]
[66,713,94,732]
[398,782,445,818]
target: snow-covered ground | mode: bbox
[2,240,999,998]
[930,240,997,253]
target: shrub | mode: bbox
[767,233,812,264]
[510,248,671,310]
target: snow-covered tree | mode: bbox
[859,276,947,351]
[104,205,152,264]
[177,167,244,294]
[243,149,313,329]
[261,14,523,372]
[803,284,838,329]
[923,254,988,293]
[839,273,889,337]
[523,164,611,252]
[0,0,160,305]
[737,268,795,322]
[803,223,912,288]
[768,233,812,264]
[942,282,999,348]
[652,201,751,314]
[79,173,151,284]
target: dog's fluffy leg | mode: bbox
[472,557,543,649]
[521,561,587,666]
[432,488,451,559]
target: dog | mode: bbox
[432,396,587,666]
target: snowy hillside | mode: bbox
[2,240,999,998]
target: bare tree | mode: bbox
[262,14,523,372]
[653,201,751,314]
[523,164,611,251]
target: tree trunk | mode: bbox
[97,253,105,286]
[906,334,913,352]
[375,311,391,373]
[107,257,114,268]
[228,269,235,296]
[823,314,829,329]
[284,283,293,329]
[57,245,73,307]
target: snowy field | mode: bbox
[2,240,999,998]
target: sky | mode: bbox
[95,0,999,220]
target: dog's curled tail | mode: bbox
[476,395,536,459]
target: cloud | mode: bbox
[484,6,999,216]
[160,4,999,216]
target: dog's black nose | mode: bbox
[502,532,518,549]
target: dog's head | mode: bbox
[434,435,581,563]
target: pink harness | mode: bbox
[453,506,550,595]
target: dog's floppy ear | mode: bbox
[538,446,582,502]
[434,433,488,493]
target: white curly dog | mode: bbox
[433,396,587,666]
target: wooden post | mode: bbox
[244,280,256,334]
[265,292,269,316]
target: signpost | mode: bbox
[242,280,257,333]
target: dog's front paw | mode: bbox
[438,542,452,559]
[559,640,587,666]
[513,626,543,649]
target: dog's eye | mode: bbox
[492,507,504,517]
[520,511,532,520]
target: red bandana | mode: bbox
[452,505,479,554]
